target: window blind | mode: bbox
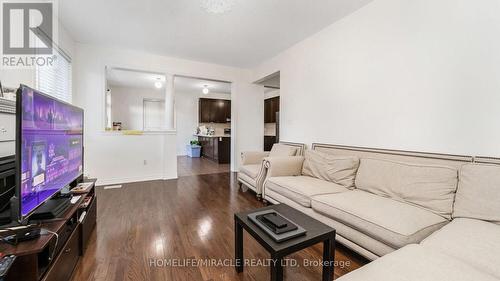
[36,47,72,103]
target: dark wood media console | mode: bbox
[1,180,97,281]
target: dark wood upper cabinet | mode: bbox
[199,98,231,123]
[199,98,211,123]
[264,100,271,123]
[214,99,226,123]
[225,100,232,122]
[264,96,280,123]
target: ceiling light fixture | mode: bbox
[200,0,235,14]
[154,78,162,89]
[202,85,210,95]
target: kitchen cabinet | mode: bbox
[212,99,226,123]
[199,98,213,123]
[264,136,277,151]
[198,136,230,164]
[199,98,231,123]
[199,137,213,159]
[224,100,232,122]
[264,96,280,123]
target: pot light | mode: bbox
[200,0,235,14]
[154,78,162,89]
[202,85,210,95]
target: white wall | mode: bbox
[175,91,230,156]
[109,86,165,130]
[73,44,263,185]
[175,91,199,155]
[232,82,264,161]
[253,0,500,157]
[0,70,35,89]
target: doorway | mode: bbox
[255,72,280,151]
[173,75,232,177]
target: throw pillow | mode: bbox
[302,150,360,189]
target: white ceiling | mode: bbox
[174,76,231,94]
[59,0,372,67]
[106,68,166,90]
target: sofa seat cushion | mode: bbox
[421,218,500,279]
[454,163,500,224]
[311,190,448,248]
[240,164,261,179]
[336,244,498,281]
[265,176,348,207]
[355,158,458,219]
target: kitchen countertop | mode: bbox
[194,134,231,138]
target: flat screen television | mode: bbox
[15,85,83,222]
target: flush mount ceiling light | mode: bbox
[154,78,163,89]
[200,0,235,14]
[202,85,210,95]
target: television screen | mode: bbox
[17,85,83,218]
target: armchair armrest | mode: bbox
[241,151,270,165]
[264,156,305,178]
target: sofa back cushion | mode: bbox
[301,150,359,189]
[355,158,458,218]
[453,164,500,224]
[269,144,297,157]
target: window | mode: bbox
[36,47,72,103]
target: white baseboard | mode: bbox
[96,174,177,186]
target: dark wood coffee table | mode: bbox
[234,204,336,281]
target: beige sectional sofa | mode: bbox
[237,142,305,198]
[337,158,500,281]
[263,143,473,260]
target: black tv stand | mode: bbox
[3,179,97,281]
[29,197,71,221]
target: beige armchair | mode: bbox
[237,142,305,199]
[238,151,270,199]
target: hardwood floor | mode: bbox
[71,173,368,281]
[177,156,230,177]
